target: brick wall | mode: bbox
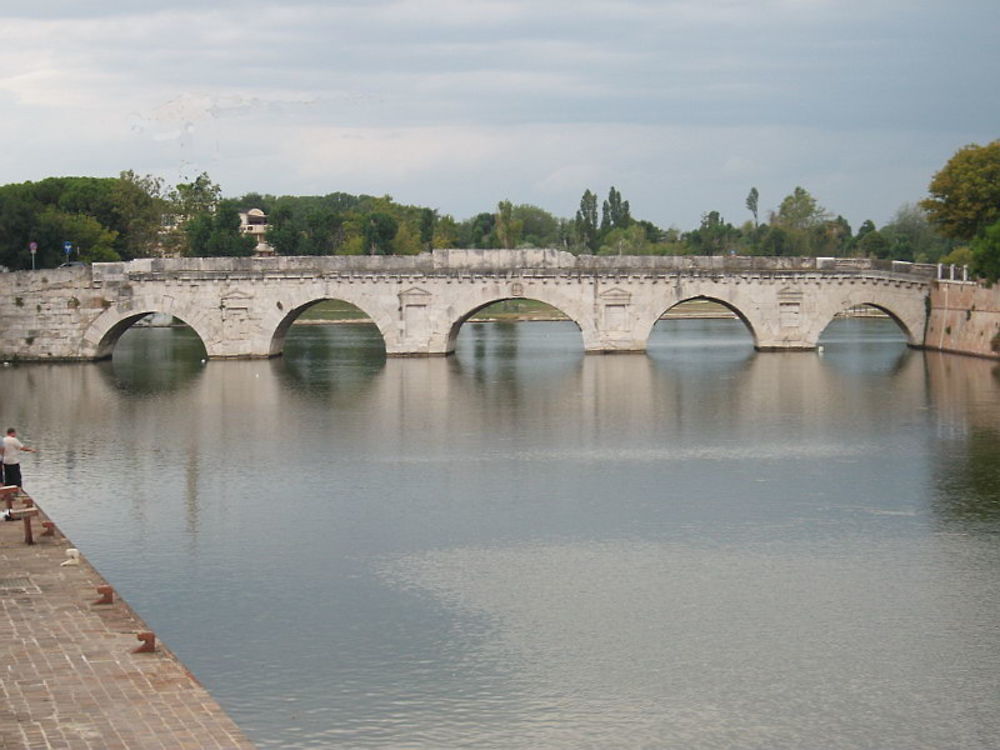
[925,281,1000,359]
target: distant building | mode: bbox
[239,208,275,256]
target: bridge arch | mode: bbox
[649,295,760,349]
[268,297,390,357]
[81,298,213,360]
[807,284,928,348]
[444,293,590,354]
[816,303,912,344]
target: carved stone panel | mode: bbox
[605,304,627,331]
[399,287,431,338]
[778,287,802,328]
[600,288,632,305]
[221,290,253,337]
[600,288,631,331]
[779,303,800,328]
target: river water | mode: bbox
[5,317,1000,749]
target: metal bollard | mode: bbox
[133,632,156,653]
[94,585,115,605]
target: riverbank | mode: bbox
[0,490,256,749]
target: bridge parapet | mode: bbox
[87,250,939,281]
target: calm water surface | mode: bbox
[5,318,1000,749]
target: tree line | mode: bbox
[1,139,997,279]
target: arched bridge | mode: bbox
[0,249,935,361]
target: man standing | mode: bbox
[2,428,36,488]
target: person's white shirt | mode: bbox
[2,435,25,465]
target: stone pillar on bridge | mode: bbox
[584,287,651,353]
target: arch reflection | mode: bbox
[270,321,386,399]
[648,299,756,373]
[818,315,910,376]
[270,299,387,358]
[99,324,207,396]
[449,298,583,355]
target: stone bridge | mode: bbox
[0,249,935,361]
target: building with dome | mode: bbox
[239,208,276,256]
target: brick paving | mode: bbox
[1,490,256,749]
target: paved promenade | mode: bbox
[1,490,256,749]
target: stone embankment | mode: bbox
[925,281,1000,360]
[0,490,256,749]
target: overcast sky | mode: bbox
[1,1,997,231]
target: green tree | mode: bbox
[755,187,830,255]
[512,204,560,247]
[264,203,300,255]
[161,173,223,255]
[495,200,523,249]
[938,245,973,267]
[170,172,221,218]
[0,178,140,266]
[433,215,459,249]
[459,212,496,248]
[857,219,876,239]
[184,213,213,256]
[574,189,599,252]
[880,203,953,263]
[419,208,435,251]
[635,219,663,245]
[235,192,272,214]
[922,140,1000,240]
[774,186,827,230]
[299,205,342,255]
[746,187,759,228]
[686,211,739,255]
[599,224,651,255]
[757,225,793,256]
[971,219,1000,283]
[364,212,398,255]
[112,170,166,259]
[210,201,255,256]
[0,183,40,268]
[34,206,119,263]
[856,228,891,259]
[25,176,167,260]
[820,215,853,256]
[57,178,117,230]
[393,221,424,255]
[600,186,631,234]
[187,200,254,257]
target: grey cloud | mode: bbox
[1,0,997,229]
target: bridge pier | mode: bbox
[583,332,649,355]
